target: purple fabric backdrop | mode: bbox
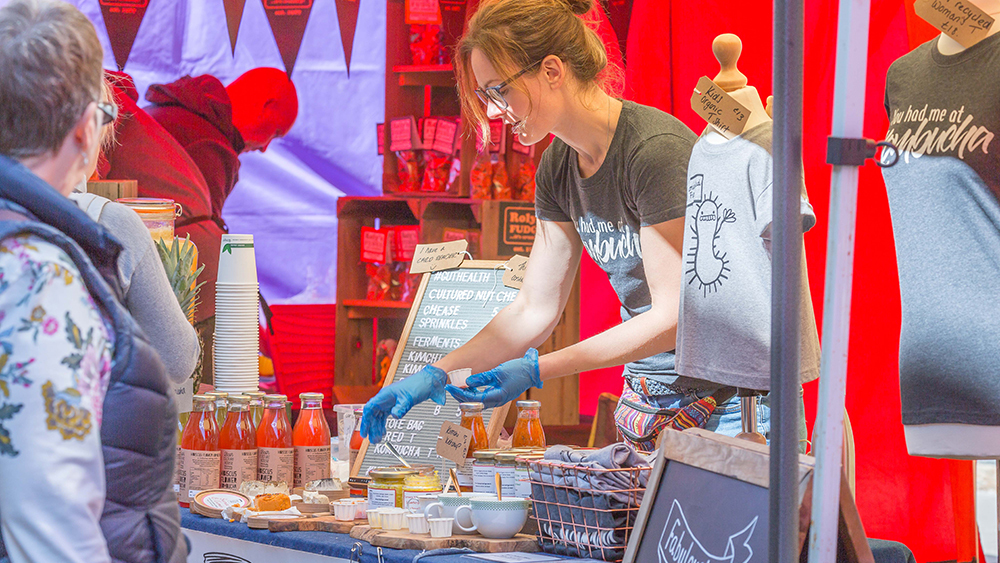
[71,0,386,304]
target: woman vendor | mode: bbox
[362,0,765,450]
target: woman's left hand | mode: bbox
[446,349,543,408]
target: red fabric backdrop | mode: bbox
[574,1,977,560]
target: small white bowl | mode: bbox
[348,499,369,520]
[379,507,407,531]
[406,513,430,535]
[332,501,356,522]
[428,517,454,538]
[366,508,382,529]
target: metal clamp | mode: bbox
[350,542,363,563]
[826,137,898,168]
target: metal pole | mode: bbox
[771,0,804,560]
[808,0,871,560]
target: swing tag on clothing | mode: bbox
[914,0,995,48]
[502,255,529,289]
[690,76,750,139]
[410,239,468,273]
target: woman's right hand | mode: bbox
[446,349,543,408]
[360,365,448,444]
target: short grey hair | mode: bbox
[0,0,104,158]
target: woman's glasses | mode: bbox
[474,59,543,112]
[97,101,117,126]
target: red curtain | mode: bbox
[572,0,978,560]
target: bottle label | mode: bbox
[472,462,495,494]
[455,458,474,487]
[294,445,332,488]
[257,447,294,484]
[174,445,182,500]
[180,449,220,500]
[221,449,257,490]
[496,466,517,498]
[515,466,531,498]
[368,487,397,510]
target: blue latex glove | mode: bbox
[445,349,542,408]
[360,365,448,444]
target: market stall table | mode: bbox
[181,508,913,563]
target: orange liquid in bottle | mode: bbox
[257,394,293,483]
[220,397,257,491]
[179,398,220,507]
[458,403,489,491]
[512,401,546,449]
[293,393,331,487]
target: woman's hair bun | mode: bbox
[562,0,593,16]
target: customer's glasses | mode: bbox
[97,101,117,126]
[474,59,543,112]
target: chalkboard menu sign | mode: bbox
[354,261,517,477]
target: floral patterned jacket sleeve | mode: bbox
[0,234,114,563]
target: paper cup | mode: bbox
[217,234,257,284]
[406,513,430,535]
[428,518,454,538]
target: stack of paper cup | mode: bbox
[214,234,259,393]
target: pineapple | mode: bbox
[156,235,206,324]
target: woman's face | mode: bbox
[470,48,554,146]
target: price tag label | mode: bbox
[436,421,473,465]
[393,225,421,261]
[361,227,390,264]
[422,117,438,149]
[377,123,385,155]
[409,239,469,274]
[433,118,459,155]
[914,0,995,48]
[406,0,442,25]
[690,76,751,139]
[503,254,529,289]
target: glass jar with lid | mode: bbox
[117,198,182,243]
[515,453,544,499]
[403,469,441,511]
[458,402,489,491]
[512,400,546,448]
[472,449,499,494]
[368,467,418,509]
[205,392,229,428]
[245,391,265,428]
[493,452,519,498]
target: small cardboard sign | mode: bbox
[390,116,422,152]
[436,421,473,466]
[377,123,385,155]
[422,117,439,150]
[406,0,442,25]
[503,255,529,289]
[914,0,995,48]
[690,76,751,139]
[361,227,390,264]
[393,225,421,261]
[433,119,459,155]
[409,239,469,273]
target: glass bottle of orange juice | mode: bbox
[206,391,229,428]
[257,394,293,484]
[219,394,257,491]
[457,402,489,491]
[512,400,546,449]
[179,395,220,507]
[293,392,332,488]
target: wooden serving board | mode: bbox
[268,515,368,534]
[348,525,538,553]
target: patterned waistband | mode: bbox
[625,375,696,397]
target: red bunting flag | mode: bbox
[99,0,150,71]
[261,0,314,77]
[334,0,361,76]
[223,0,247,55]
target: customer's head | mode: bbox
[455,0,616,146]
[0,0,107,195]
[225,67,298,153]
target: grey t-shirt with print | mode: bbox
[676,123,820,391]
[535,100,703,389]
[882,33,1000,426]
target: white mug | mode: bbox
[423,493,489,535]
[454,496,530,539]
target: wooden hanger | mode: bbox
[710,34,771,135]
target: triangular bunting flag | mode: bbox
[604,0,633,65]
[261,0,313,77]
[99,0,150,71]
[223,0,247,55]
[334,0,361,77]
